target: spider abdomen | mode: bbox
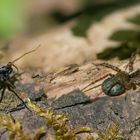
[102,76,125,96]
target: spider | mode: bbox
[81,50,140,96]
[0,46,40,111]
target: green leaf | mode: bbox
[109,30,140,42]
[97,42,139,60]
[127,14,140,25]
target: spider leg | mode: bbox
[125,52,136,73]
[9,73,21,86]
[11,72,20,78]
[125,48,140,73]
[82,84,102,93]
[0,87,6,103]
[81,73,112,92]
[93,62,122,73]
[7,85,31,112]
[130,77,140,88]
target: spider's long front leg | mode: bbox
[81,73,112,92]
[6,81,31,112]
[7,86,31,112]
[93,62,122,73]
[125,48,140,73]
[125,52,136,73]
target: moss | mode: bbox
[0,113,46,140]
[27,99,92,140]
[0,99,124,140]
[98,122,124,140]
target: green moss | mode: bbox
[98,122,124,140]
[0,99,124,140]
[27,99,92,140]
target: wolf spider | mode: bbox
[81,50,140,96]
[0,46,39,111]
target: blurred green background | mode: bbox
[0,0,140,60]
[0,0,26,38]
[0,0,139,39]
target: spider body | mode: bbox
[81,50,140,96]
[0,64,13,82]
[102,70,136,96]
[0,46,40,112]
[0,62,31,111]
